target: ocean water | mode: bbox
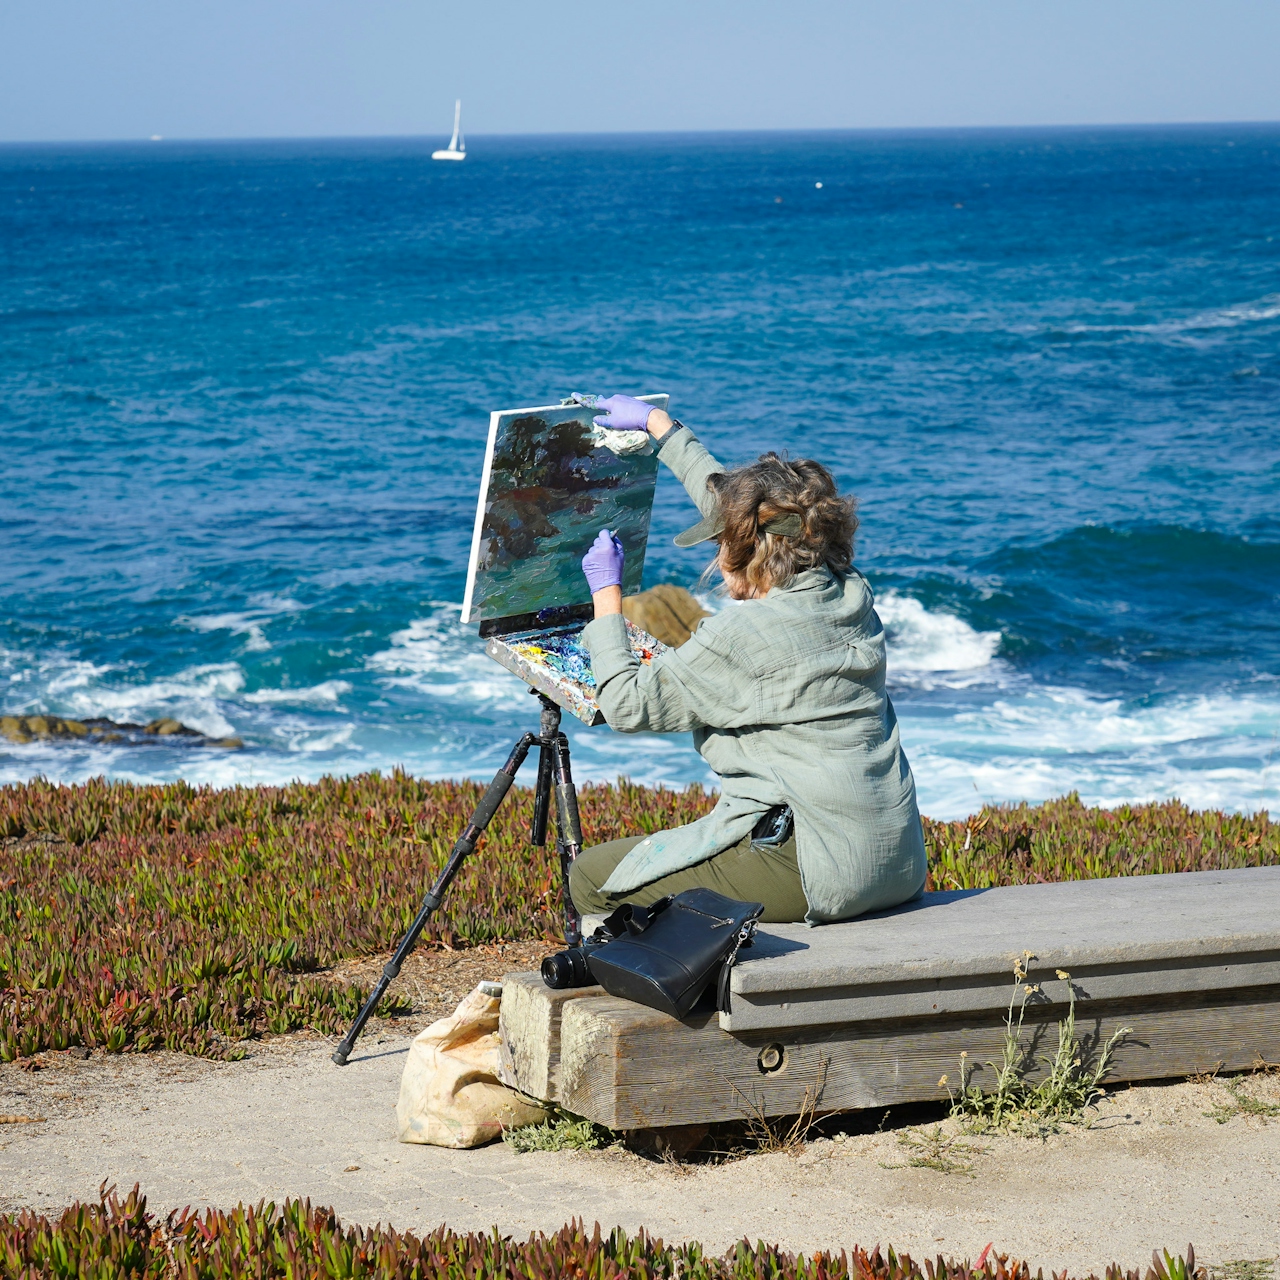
[2,126,1278,819]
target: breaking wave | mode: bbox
[876,591,1006,689]
[906,685,1280,820]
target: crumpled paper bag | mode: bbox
[396,983,550,1149]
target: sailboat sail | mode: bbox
[433,100,466,161]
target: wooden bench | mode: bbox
[498,866,1280,1130]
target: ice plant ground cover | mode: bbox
[0,1185,1203,1280]
[0,774,1275,1061]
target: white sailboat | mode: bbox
[432,100,466,162]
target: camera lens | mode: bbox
[567,947,592,985]
[541,953,574,988]
[541,941,601,989]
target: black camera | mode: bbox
[540,936,607,989]
[751,803,794,847]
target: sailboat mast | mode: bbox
[432,99,466,160]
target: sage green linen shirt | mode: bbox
[580,426,927,925]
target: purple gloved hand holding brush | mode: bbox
[581,529,625,594]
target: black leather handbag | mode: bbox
[585,887,764,1019]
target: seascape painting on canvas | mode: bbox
[461,394,668,625]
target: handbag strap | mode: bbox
[599,894,673,940]
[716,916,760,1013]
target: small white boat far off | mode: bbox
[432,100,466,161]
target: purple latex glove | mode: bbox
[582,529,625,593]
[573,392,654,433]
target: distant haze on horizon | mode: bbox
[2,0,1279,144]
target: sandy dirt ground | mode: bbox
[321,941,551,1022]
[1,1021,1278,1277]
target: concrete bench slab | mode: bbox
[500,867,1280,1130]
[725,866,1280,1031]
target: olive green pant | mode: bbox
[568,831,808,924]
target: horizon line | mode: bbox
[3,118,1280,148]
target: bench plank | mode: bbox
[551,983,1280,1129]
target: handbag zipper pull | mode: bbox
[716,920,759,1013]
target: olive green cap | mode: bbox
[673,509,803,548]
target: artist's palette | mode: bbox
[485,621,667,726]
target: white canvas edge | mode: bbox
[458,393,669,625]
[460,409,503,624]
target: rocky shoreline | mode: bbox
[0,715,243,750]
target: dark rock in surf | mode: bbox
[0,715,242,750]
[143,718,198,736]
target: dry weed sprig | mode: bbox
[1202,1075,1280,1125]
[948,964,1128,1136]
[882,1125,990,1176]
[729,1055,829,1155]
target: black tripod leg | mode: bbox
[529,741,553,847]
[331,732,536,1066]
[552,731,585,946]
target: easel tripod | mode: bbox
[331,688,583,1066]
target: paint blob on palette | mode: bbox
[485,622,667,726]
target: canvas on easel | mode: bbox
[461,394,670,724]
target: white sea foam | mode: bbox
[0,638,360,786]
[3,600,1276,821]
[876,590,1006,689]
[179,613,269,651]
[1,646,244,740]
[177,597,305,653]
[253,716,357,756]
[366,609,530,711]
[243,680,353,706]
[3,647,115,700]
[65,666,245,739]
[40,659,115,697]
[1176,292,1280,332]
[1052,292,1280,343]
[906,684,1280,819]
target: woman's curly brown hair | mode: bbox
[706,452,858,595]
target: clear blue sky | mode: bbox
[2,0,1278,143]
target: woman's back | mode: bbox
[591,563,926,922]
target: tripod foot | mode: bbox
[331,1044,352,1067]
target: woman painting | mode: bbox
[568,393,927,926]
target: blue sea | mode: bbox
[2,126,1278,819]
